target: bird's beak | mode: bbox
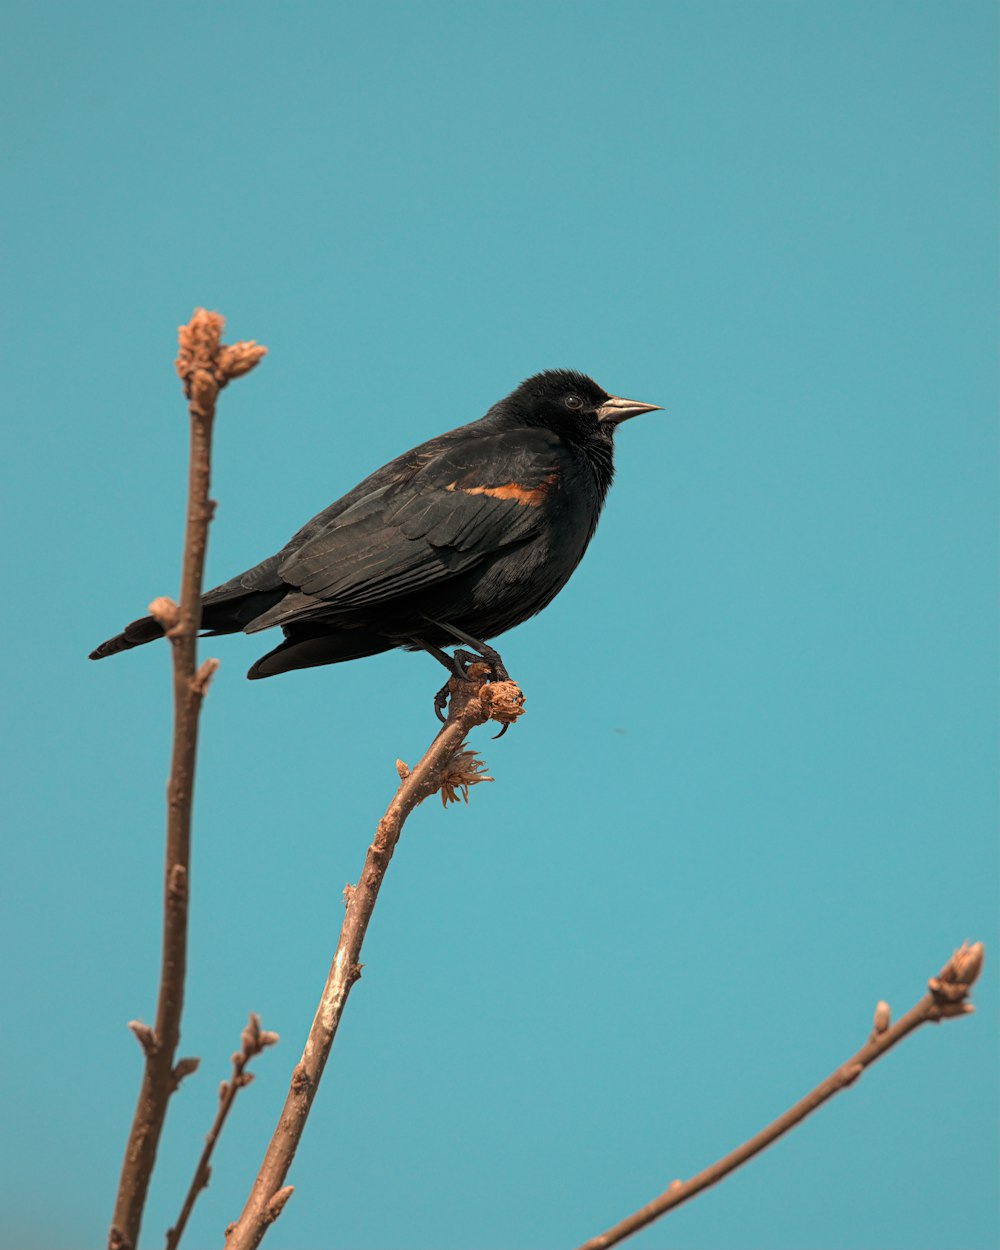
[596,394,663,424]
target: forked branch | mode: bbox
[224,666,524,1250]
[109,311,266,1250]
[166,1013,279,1250]
[577,941,985,1250]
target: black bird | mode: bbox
[90,370,660,701]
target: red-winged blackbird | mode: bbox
[90,370,660,687]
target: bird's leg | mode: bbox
[411,631,511,729]
[444,646,513,738]
[408,637,473,722]
[432,650,496,720]
[425,620,510,682]
[450,647,488,676]
[410,637,464,676]
[425,622,513,738]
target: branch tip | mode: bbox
[943,940,984,986]
[176,308,224,366]
[478,679,525,726]
[929,941,985,1009]
[240,1011,279,1058]
[176,309,268,403]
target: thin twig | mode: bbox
[577,940,985,1250]
[109,311,266,1250]
[224,667,525,1250]
[166,1013,279,1250]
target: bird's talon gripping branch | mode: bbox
[427,620,512,684]
[433,658,522,729]
[429,643,514,724]
[481,649,510,683]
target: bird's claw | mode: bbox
[481,651,510,683]
[429,645,514,732]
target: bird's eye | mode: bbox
[564,394,583,410]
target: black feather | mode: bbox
[89,369,659,680]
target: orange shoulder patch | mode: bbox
[446,471,557,507]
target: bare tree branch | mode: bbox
[577,941,985,1250]
[224,666,525,1250]
[166,1013,279,1250]
[109,310,266,1250]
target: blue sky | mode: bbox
[2,3,996,1248]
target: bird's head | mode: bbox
[500,369,661,440]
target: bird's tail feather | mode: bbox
[89,615,165,660]
[89,587,287,661]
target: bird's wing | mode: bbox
[265,428,562,617]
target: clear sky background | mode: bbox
[2,3,996,1248]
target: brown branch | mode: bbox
[577,940,985,1250]
[109,311,266,1250]
[224,667,525,1250]
[166,1013,279,1250]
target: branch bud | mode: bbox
[218,341,268,381]
[149,596,180,630]
[128,1020,157,1056]
[171,1056,200,1090]
[192,657,220,695]
[265,1186,294,1224]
